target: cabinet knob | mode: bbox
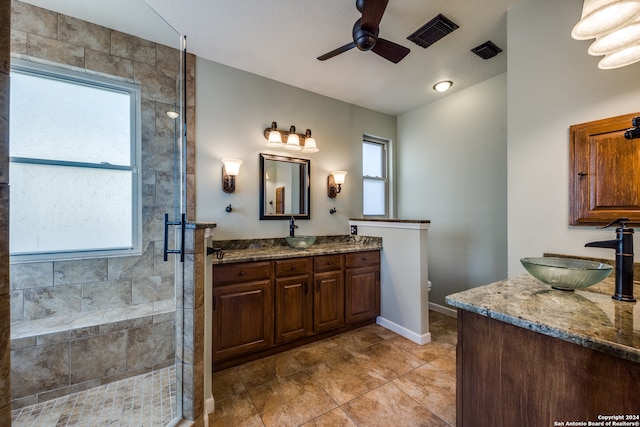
[578,172,587,177]
[291,265,297,270]
[327,261,332,265]
[239,271,245,276]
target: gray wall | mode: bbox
[396,73,508,307]
[507,0,640,276]
[194,57,397,238]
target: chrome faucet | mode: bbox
[289,216,298,237]
[585,217,635,302]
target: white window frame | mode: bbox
[9,60,142,262]
[362,135,389,217]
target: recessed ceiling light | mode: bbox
[433,81,453,92]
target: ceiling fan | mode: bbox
[317,0,410,64]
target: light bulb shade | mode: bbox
[588,17,640,55]
[222,158,243,176]
[433,81,453,92]
[331,171,347,185]
[285,132,302,150]
[166,111,179,119]
[302,136,319,153]
[266,129,283,147]
[571,0,640,40]
[598,41,640,68]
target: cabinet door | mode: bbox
[275,274,312,344]
[570,112,640,225]
[313,270,345,333]
[345,266,380,324]
[212,280,273,361]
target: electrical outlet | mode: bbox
[350,225,358,235]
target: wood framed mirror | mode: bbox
[260,153,310,220]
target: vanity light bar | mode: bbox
[264,121,319,153]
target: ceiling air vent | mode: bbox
[407,14,459,49]
[471,41,503,59]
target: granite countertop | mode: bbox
[446,275,640,363]
[210,235,382,264]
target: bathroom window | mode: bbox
[362,137,388,216]
[9,61,141,260]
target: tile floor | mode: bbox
[209,311,458,427]
[10,366,176,426]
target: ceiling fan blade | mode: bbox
[361,0,389,29]
[371,38,410,63]
[317,42,356,61]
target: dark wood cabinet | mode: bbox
[345,251,380,324]
[313,255,344,333]
[570,112,640,225]
[212,250,378,369]
[274,258,312,344]
[212,273,273,361]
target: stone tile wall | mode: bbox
[7,0,198,413]
[1,0,12,420]
[8,0,179,324]
[10,311,175,408]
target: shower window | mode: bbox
[9,61,141,260]
[362,136,389,216]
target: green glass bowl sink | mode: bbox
[520,257,613,291]
[285,235,316,250]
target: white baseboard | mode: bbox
[203,395,215,427]
[428,302,457,318]
[376,316,431,345]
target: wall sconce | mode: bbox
[264,121,320,153]
[328,171,347,198]
[222,158,242,193]
[571,0,640,69]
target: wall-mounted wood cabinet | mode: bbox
[212,251,378,370]
[570,112,640,225]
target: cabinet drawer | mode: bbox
[213,261,271,286]
[275,258,311,277]
[314,254,343,273]
[345,251,380,268]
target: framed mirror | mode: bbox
[260,153,310,220]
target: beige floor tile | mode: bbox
[236,350,303,389]
[212,366,246,400]
[428,352,456,376]
[306,352,388,405]
[208,392,264,427]
[301,407,357,426]
[329,327,385,352]
[342,382,448,427]
[289,336,347,370]
[393,363,456,424]
[247,370,337,427]
[349,340,426,380]
[388,335,455,362]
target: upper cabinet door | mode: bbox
[570,112,640,226]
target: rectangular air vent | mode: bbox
[471,41,503,59]
[407,14,459,49]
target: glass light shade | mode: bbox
[331,171,347,185]
[166,110,179,119]
[222,158,243,176]
[598,41,640,68]
[571,0,640,40]
[302,136,319,153]
[588,17,640,55]
[433,81,453,92]
[285,133,302,150]
[266,130,283,147]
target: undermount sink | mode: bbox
[520,257,613,291]
[285,235,316,249]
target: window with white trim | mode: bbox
[9,62,141,260]
[362,137,388,216]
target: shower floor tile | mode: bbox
[10,365,176,426]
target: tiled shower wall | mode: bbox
[1,0,12,420]
[8,0,186,408]
[9,0,180,324]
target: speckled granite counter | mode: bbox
[210,235,382,264]
[446,275,640,363]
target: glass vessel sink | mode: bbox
[520,257,613,291]
[285,235,316,250]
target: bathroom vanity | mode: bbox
[446,276,640,426]
[210,236,381,370]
